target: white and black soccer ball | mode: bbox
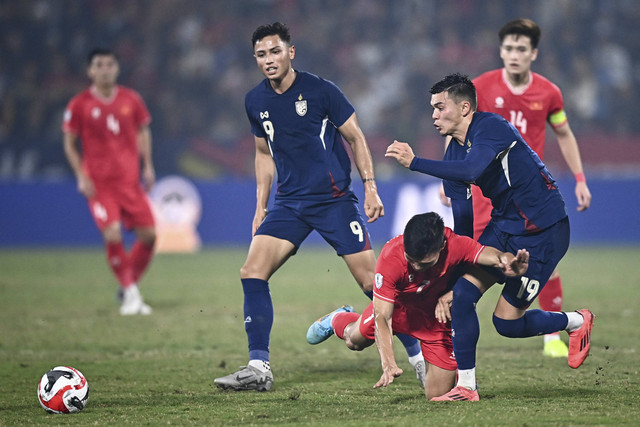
[37,366,89,414]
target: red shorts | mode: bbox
[88,183,155,231]
[358,303,457,371]
[472,184,492,240]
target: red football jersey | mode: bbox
[473,69,566,159]
[373,228,485,340]
[63,85,151,185]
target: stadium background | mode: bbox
[1,0,639,247]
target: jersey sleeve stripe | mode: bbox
[372,291,395,304]
[472,246,486,264]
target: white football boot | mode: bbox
[119,284,152,315]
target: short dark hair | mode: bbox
[499,18,541,49]
[86,48,118,65]
[429,73,477,111]
[251,22,291,48]
[403,212,445,260]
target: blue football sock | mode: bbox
[241,278,273,362]
[492,309,569,338]
[397,333,421,357]
[451,278,483,370]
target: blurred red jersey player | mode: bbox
[472,19,592,357]
[63,48,156,315]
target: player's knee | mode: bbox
[492,314,525,338]
[451,278,482,314]
[102,224,122,243]
[239,264,252,279]
[344,337,368,351]
[137,227,156,246]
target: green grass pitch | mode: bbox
[1,246,638,425]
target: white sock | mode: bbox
[544,332,561,344]
[408,353,424,368]
[248,359,271,373]
[565,311,584,332]
[457,368,476,390]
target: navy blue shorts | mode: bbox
[478,217,570,308]
[255,197,372,256]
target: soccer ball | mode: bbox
[37,366,89,414]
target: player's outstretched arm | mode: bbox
[338,113,384,222]
[385,140,415,168]
[478,246,529,277]
[372,297,403,388]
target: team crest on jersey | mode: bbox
[91,107,101,119]
[494,96,505,108]
[375,273,383,289]
[530,101,543,110]
[466,139,472,153]
[295,94,307,116]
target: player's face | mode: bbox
[87,54,119,87]
[500,34,538,75]
[430,92,464,137]
[405,250,441,272]
[254,35,295,81]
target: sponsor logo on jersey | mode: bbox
[375,273,383,289]
[295,94,307,116]
[91,107,101,119]
[494,96,505,108]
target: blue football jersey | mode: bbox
[245,71,356,202]
[413,112,567,235]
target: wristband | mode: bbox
[362,178,376,183]
[574,172,586,183]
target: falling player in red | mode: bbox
[471,19,591,357]
[306,212,529,400]
[63,48,156,315]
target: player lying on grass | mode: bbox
[386,73,594,401]
[306,212,529,400]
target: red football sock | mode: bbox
[538,276,563,312]
[130,241,155,283]
[332,312,360,340]
[106,241,133,288]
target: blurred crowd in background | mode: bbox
[1,0,639,181]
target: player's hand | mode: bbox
[502,249,529,277]
[251,208,268,236]
[435,290,453,323]
[439,182,451,207]
[373,365,403,389]
[142,164,156,191]
[385,141,415,168]
[575,181,591,212]
[77,173,95,199]
[363,191,384,223]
